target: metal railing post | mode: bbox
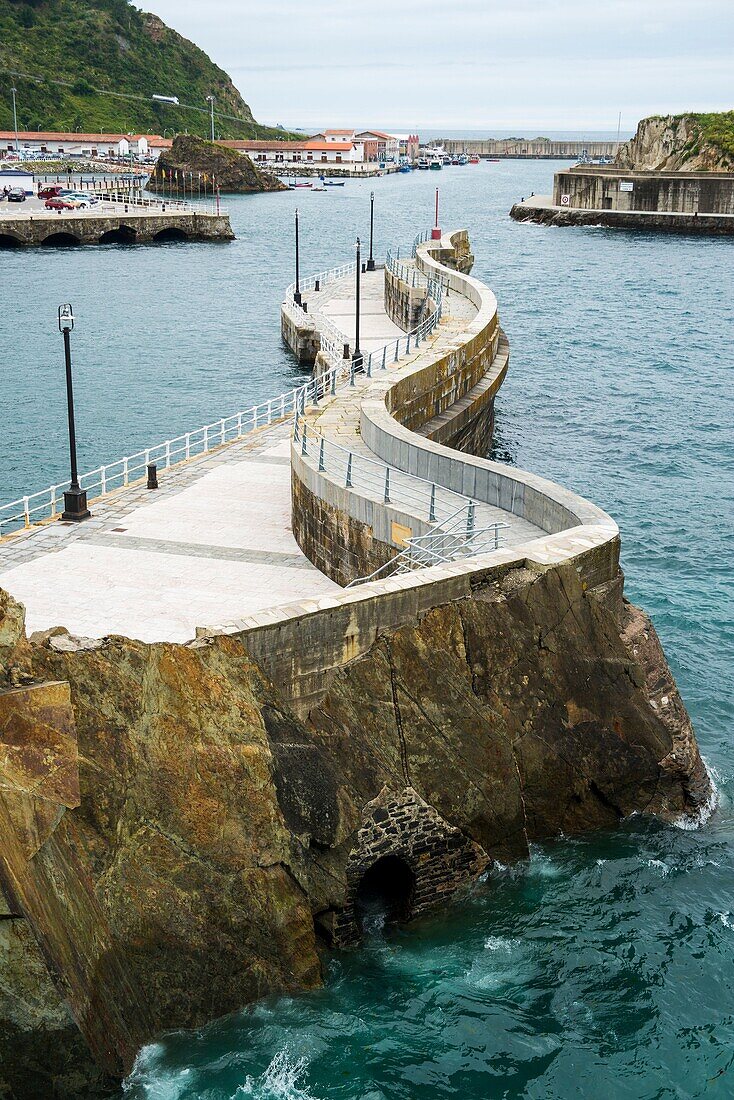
[382,346,387,370]
[331,369,336,395]
[429,483,437,521]
[466,500,476,538]
[346,452,353,487]
[301,420,308,455]
[350,361,355,386]
[318,437,325,471]
[384,467,391,503]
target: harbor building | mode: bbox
[0,131,156,160]
[224,138,366,165]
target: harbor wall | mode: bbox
[431,139,621,159]
[552,167,734,214]
[0,210,234,247]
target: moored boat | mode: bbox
[469,155,480,164]
[417,157,430,170]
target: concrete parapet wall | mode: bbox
[552,168,734,215]
[200,529,620,715]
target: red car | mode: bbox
[38,185,62,199]
[45,197,77,210]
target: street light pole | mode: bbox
[353,237,362,368]
[58,306,90,522]
[206,95,215,142]
[293,208,302,305]
[366,190,375,271]
[11,87,19,153]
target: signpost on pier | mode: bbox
[58,305,90,522]
[432,187,442,240]
[294,208,302,305]
[353,237,362,368]
[367,191,376,271]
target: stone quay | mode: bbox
[511,165,734,233]
[0,193,234,247]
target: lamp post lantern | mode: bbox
[206,95,215,142]
[366,191,375,271]
[352,237,362,368]
[293,208,302,305]
[58,306,90,522]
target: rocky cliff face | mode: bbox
[0,559,711,1097]
[616,114,734,172]
[147,135,287,194]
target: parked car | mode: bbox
[38,185,63,199]
[7,188,27,203]
[45,197,78,210]
[65,191,98,205]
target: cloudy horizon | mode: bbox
[143,0,733,133]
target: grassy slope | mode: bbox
[0,0,299,139]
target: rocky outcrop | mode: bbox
[615,114,734,172]
[0,554,711,1096]
[147,135,288,194]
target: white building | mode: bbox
[224,139,365,165]
[0,132,152,160]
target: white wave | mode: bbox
[672,758,720,831]
[232,1051,317,1100]
[646,858,670,876]
[718,912,734,930]
[123,1043,192,1099]
[484,935,518,953]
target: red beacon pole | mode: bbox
[431,186,441,240]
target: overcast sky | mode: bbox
[145,0,733,132]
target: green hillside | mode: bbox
[0,0,298,139]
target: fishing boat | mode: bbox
[324,180,345,186]
[458,154,468,166]
[294,182,313,188]
[417,157,430,170]
[451,157,460,166]
[488,157,500,162]
[399,163,412,173]
[469,155,480,164]
[442,155,451,166]
[429,153,443,170]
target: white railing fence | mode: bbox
[1,230,443,536]
[293,413,509,585]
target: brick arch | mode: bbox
[0,232,23,248]
[330,787,489,945]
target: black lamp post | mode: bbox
[353,237,362,368]
[58,305,90,522]
[293,207,302,305]
[366,190,375,271]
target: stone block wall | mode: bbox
[325,787,490,946]
[552,169,734,215]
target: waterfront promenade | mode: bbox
[0,425,339,642]
[0,228,615,649]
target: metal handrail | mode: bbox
[348,519,509,587]
[293,413,509,559]
[1,233,438,535]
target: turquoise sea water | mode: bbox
[1,164,733,1099]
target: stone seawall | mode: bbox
[511,201,734,234]
[0,210,234,247]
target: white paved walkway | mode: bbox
[0,427,340,644]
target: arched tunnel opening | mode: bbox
[0,234,22,248]
[153,227,189,242]
[355,855,416,932]
[99,226,137,244]
[40,233,80,247]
